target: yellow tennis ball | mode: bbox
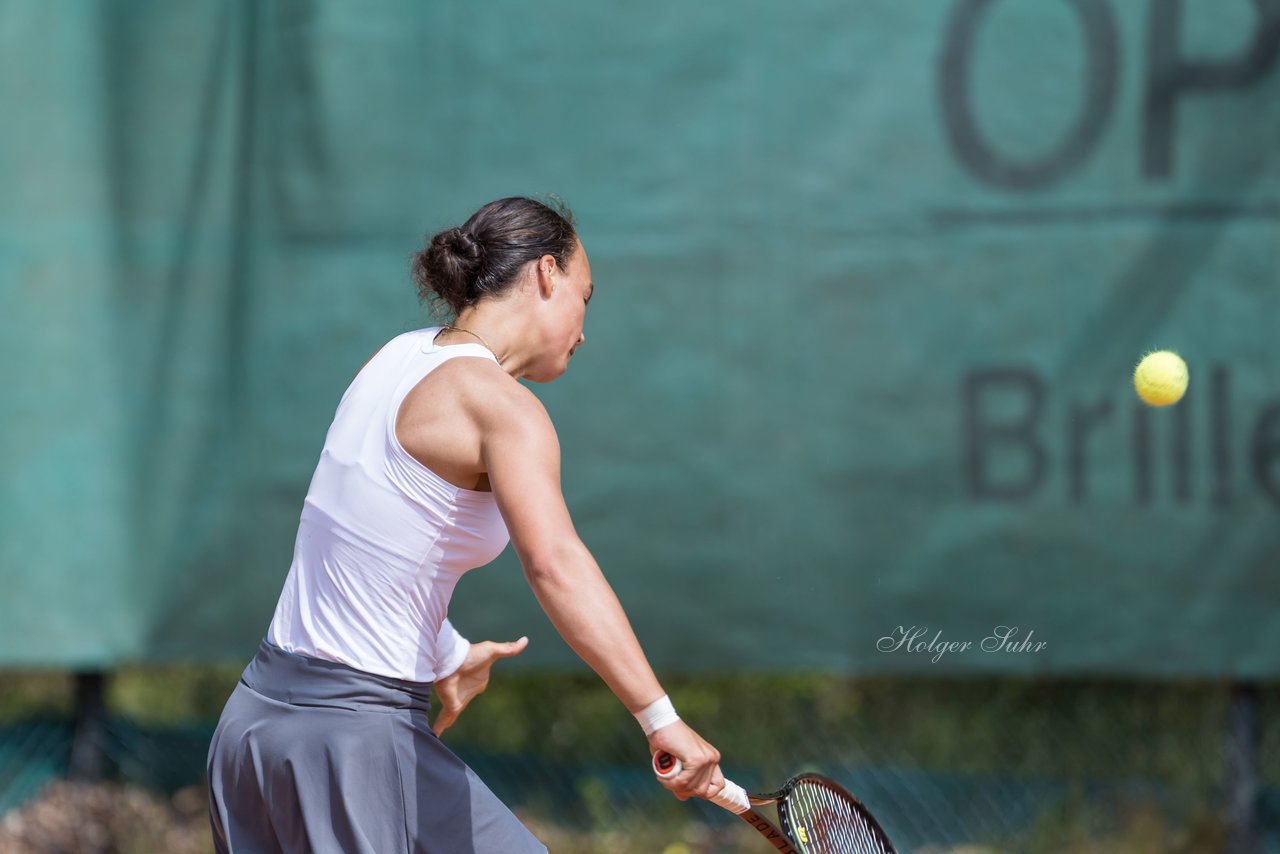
[1133,350,1188,406]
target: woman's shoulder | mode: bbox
[451,358,538,406]
[433,361,549,435]
[403,349,536,414]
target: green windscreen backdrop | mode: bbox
[2,1,1278,675]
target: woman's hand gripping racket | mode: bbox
[653,751,897,854]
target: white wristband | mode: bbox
[634,694,680,736]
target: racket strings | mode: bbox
[782,779,893,854]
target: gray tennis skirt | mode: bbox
[207,639,547,853]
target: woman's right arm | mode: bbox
[474,374,725,801]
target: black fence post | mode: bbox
[1225,680,1261,854]
[68,670,107,781]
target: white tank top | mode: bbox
[268,327,511,682]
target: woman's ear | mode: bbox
[534,254,559,297]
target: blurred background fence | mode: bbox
[3,0,1278,851]
[3,673,1279,851]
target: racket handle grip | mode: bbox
[651,751,751,815]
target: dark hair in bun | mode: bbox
[412,196,578,316]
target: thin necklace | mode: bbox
[441,324,498,357]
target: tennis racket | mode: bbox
[653,751,896,854]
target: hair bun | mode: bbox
[440,227,484,272]
[413,227,487,314]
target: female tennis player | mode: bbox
[207,197,726,852]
